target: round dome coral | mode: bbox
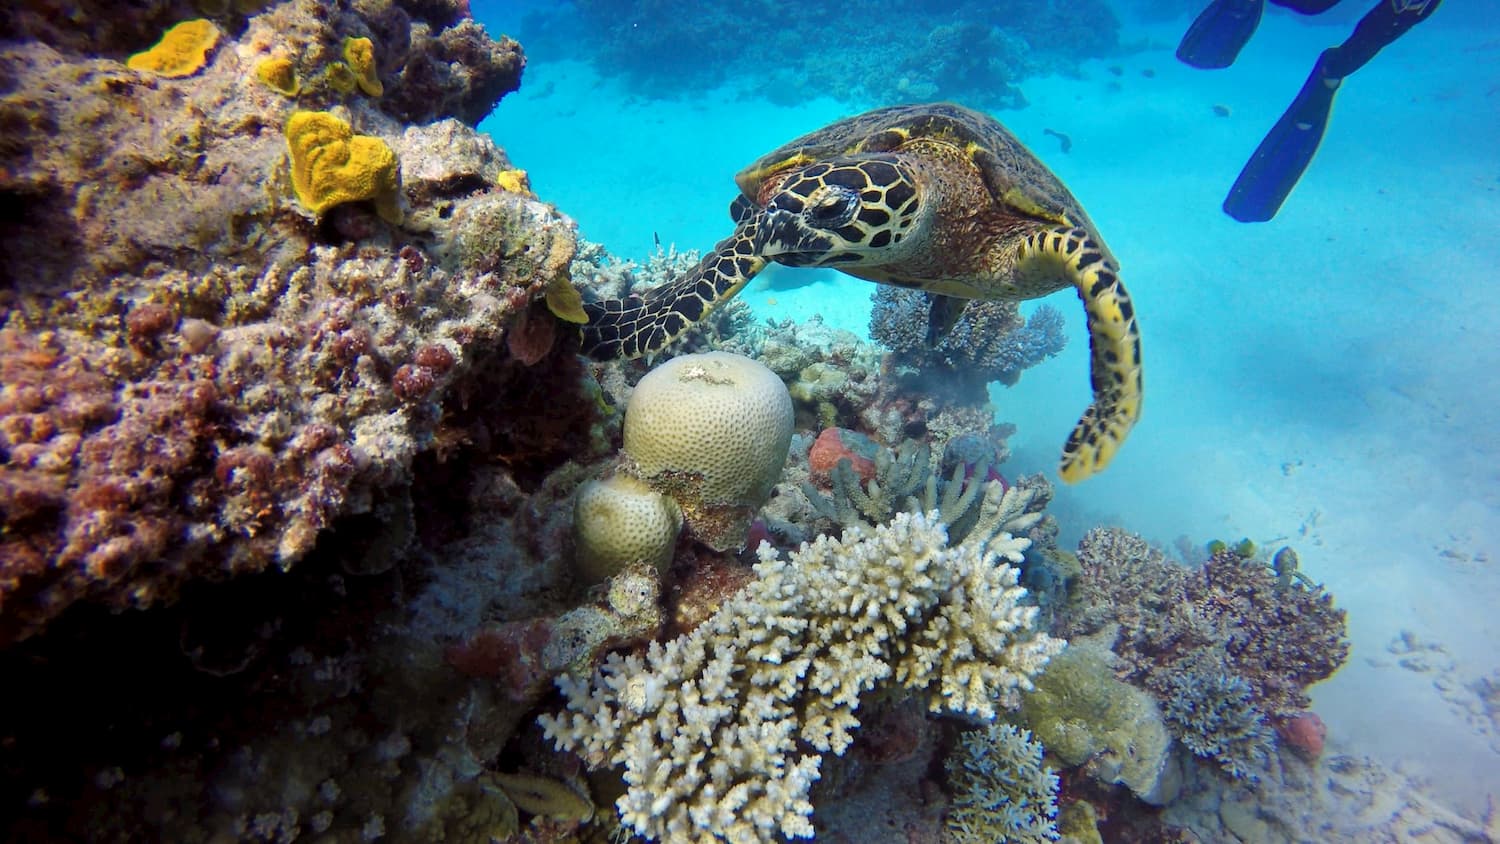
[573,474,682,584]
[623,351,793,551]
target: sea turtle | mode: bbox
[580,103,1141,483]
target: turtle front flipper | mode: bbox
[579,220,767,360]
[1020,226,1143,482]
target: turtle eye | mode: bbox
[805,186,858,228]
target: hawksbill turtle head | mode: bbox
[753,154,929,268]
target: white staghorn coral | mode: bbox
[539,511,1062,843]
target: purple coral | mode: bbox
[1059,529,1349,721]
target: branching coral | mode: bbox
[540,511,1061,843]
[1058,528,1350,743]
[945,723,1061,844]
[802,436,1046,550]
[1159,660,1275,782]
[870,288,1067,387]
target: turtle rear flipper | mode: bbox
[1020,226,1143,482]
[579,222,767,360]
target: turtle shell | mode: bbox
[733,102,1110,260]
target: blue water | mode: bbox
[476,0,1499,817]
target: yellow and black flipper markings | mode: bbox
[578,220,767,360]
[1020,226,1143,483]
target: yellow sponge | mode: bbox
[284,110,401,221]
[342,36,383,96]
[127,19,220,78]
[254,57,300,96]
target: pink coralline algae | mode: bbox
[1277,711,1327,759]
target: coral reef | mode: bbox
[540,511,1061,843]
[1059,529,1350,722]
[519,0,1121,109]
[4,3,1485,843]
[0,0,561,645]
[945,723,1061,844]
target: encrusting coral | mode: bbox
[1019,637,1176,804]
[125,18,220,77]
[253,56,299,95]
[540,511,1062,843]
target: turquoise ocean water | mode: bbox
[477,0,1499,818]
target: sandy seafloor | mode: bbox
[474,1,1500,819]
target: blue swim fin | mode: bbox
[1223,54,1341,223]
[1177,0,1264,69]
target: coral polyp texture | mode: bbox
[125,18,220,77]
[540,511,1061,843]
[253,56,299,96]
[571,473,682,583]
[0,0,545,645]
[621,351,794,550]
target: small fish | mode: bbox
[1212,104,1232,117]
[1042,128,1072,154]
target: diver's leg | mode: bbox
[1321,0,1443,77]
[1177,0,1266,69]
[1269,0,1344,13]
[1223,0,1444,221]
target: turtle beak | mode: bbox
[754,207,798,257]
[756,204,835,265]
